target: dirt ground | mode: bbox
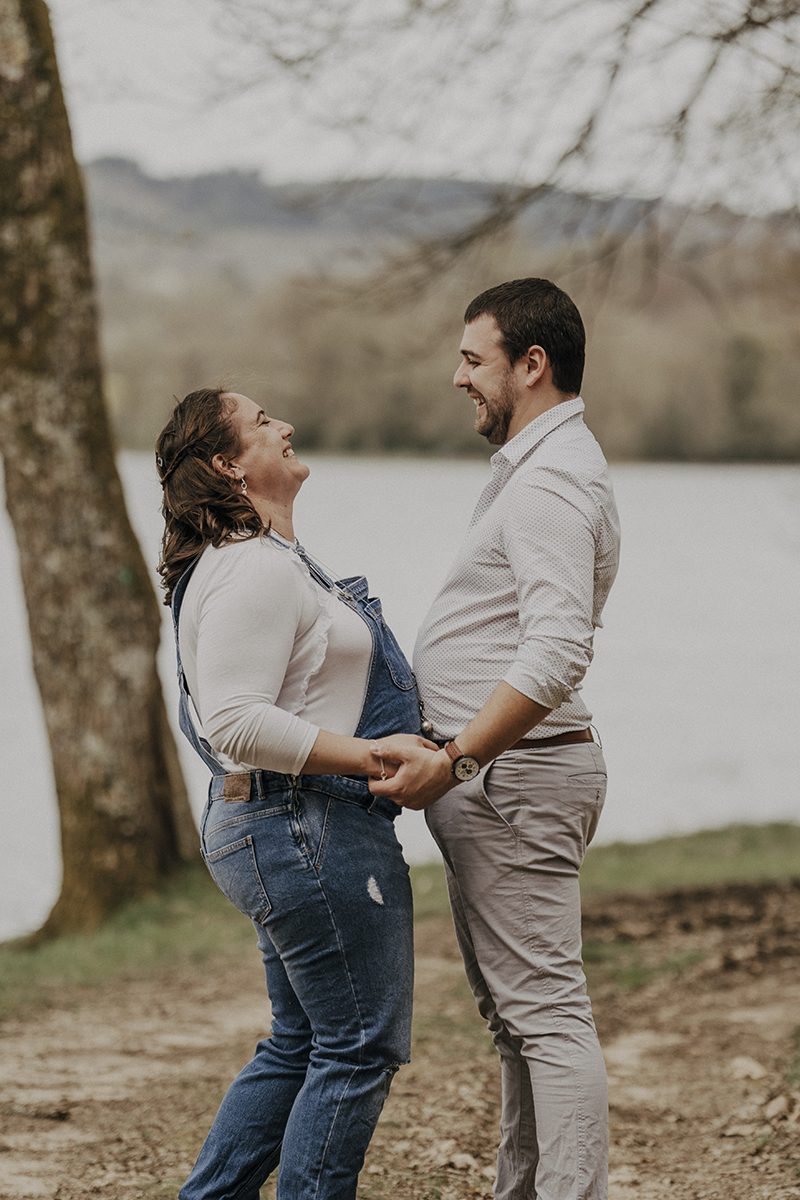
[1,881,799,1200]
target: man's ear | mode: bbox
[524,345,549,387]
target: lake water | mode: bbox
[2,456,799,940]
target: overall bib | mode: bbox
[172,540,418,1200]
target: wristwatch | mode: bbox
[444,740,480,782]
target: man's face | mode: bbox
[453,315,521,446]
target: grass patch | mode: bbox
[2,823,796,1024]
[410,862,451,919]
[0,864,253,1022]
[412,968,494,1056]
[411,823,800,913]
[580,822,800,893]
[582,941,704,992]
[0,863,449,1025]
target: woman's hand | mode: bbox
[300,730,437,778]
[367,734,438,782]
[368,734,438,781]
[372,734,440,757]
[367,735,453,809]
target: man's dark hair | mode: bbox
[464,278,585,394]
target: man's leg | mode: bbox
[427,742,608,1200]
[440,853,539,1199]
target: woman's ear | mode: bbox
[212,452,237,482]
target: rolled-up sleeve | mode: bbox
[502,467,597,708]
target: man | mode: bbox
[370,278,620,1200]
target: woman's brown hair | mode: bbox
[156,388,265,604]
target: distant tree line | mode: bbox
[89,180,800,462]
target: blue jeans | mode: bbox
[181,771,413,1200]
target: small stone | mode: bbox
[609,1165,640,1185]
[734,1104,762,1121]
[729,1056,769,1080]
[722,1123,757,1137]
[435,1138,458,1160]
[765,1095,790,1120]
[617,921,654,940]
[728,943,758,961]
[451,1152,479,1171]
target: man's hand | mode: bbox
[367,734,455,810]
[368,683,552,809]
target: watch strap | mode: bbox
[444,740,463,763]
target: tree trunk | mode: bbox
[0,0,197,938]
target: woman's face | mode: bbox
[221,393,310,506]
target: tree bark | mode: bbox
[0,0,197,937]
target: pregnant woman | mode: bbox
[156,388,427,1200]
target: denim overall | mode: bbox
[172,540,417,1200]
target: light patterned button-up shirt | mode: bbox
[413,398,620,740]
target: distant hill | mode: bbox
[83,157,709,246]
[83,157,501,238]
[82,159,800,461]
[84,157,800,281]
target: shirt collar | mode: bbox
[491,396,585,470]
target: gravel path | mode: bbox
[1,883,799,1199]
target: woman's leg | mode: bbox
[181,786,413,1200]
[271,789,413,1199]
[179,931,313,1200]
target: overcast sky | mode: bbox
[49,0,616,185]
[49,0,298,179]
[48,0,799,213]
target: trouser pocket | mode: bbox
[204,834,272,924]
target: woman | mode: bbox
[156,388,428,1200]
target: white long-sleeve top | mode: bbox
[413,398,621,740]
[179,533,373,775]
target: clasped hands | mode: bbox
[368,734,455,810]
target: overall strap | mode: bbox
[171,558,226,776]
[291,543,422,741]
[292,542,337,592]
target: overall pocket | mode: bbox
[379,624,417,690]
[203,835,272,924]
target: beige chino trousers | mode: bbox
[426,742,609,1200]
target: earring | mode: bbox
[240,476,248,496]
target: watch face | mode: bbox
[453,756,480,782]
